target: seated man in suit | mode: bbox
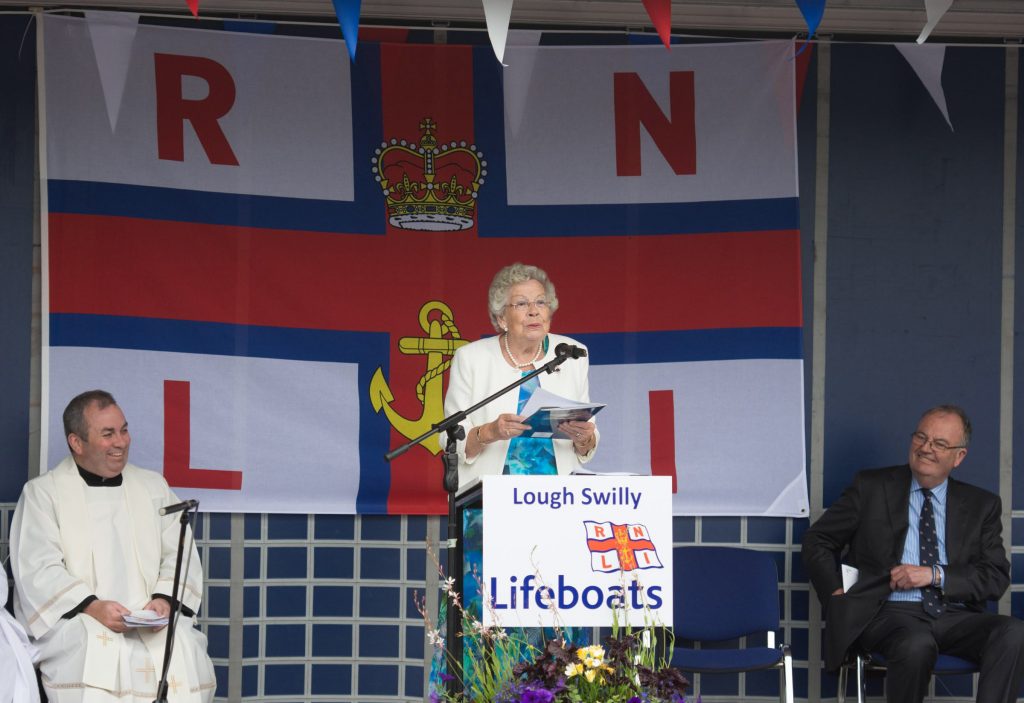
[802,405,1024,703]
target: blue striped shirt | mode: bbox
[889,478,948,603]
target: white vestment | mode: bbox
[10,458,215,703]
[0,573,40,703]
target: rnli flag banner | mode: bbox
[40,14,807,516]
[585,521,664,573]
[482,476,674,627]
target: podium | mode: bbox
[448,475,673,675]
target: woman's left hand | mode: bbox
[560,420,596,454]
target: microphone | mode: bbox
[160,499,199,516]
[555,343,588,359]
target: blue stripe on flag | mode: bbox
[477,197,800,237]
[47,181,798,238]
[50,313,393,513]
[570,327,802,364]
[47,178,387,235]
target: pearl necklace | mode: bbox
[504,333,543,368]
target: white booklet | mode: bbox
[571,468,645,477]
[841,564,860,592]
[519,388,605,440]
[123,609,169,628]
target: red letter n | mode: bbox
[613,71,696,177]
[155,53,239,165]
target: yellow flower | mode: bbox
[564,663,583,677]
[584,669,597,683]
[577,644,606,669]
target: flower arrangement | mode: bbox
[418,567,695,703]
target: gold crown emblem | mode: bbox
[371,118,486,231]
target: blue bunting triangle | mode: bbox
[332,0,361,61]
[794,0,827,37]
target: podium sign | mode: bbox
[481,475,673,627]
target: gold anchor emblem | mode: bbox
[370,301,468,455]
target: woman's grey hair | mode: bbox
[487,262,559,331]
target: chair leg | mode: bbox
[782,648,794,703]
[837,662,848,703]
[856,654,867,703]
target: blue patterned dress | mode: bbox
[430,370,588,697]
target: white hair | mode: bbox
[486,262,559,331]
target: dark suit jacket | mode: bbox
[801,464,1009,672]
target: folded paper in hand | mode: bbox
[841,564,859,592]
[519,388,605,440]
[123,609,169,628]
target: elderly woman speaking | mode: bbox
[430,263,598,697]
[442,262,599,486]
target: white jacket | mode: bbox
[441,333,599,488]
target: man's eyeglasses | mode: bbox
[506,299,549,312]
[910,431,966,452]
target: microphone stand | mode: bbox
[153,501,199,703]
[385,348,575,695]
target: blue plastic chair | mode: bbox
[671,546,794,703]
[836,652,978,703]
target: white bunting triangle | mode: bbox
[503,30,543,138]
[895,43,953,131]
[85,10,140,133]
[917,0,954,44]
[482,0,515,65]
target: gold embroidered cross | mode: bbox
[168,676,181,694]
[136,664,156,682]
[95,631,113,647]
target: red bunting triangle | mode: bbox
[794,41,814,110]
[641,0,671,49]
[186,0,199,17]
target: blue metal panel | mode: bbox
[1015,48,1024,510]
[0,16,34,502]
[824,44,1006,504]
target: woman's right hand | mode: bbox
[489,414,530,441]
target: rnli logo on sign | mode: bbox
[584,521,664,574]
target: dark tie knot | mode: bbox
[921,488,933,500]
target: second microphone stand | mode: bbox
[384,347,576,695]
[153,501,199,703]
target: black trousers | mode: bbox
[858,602,1024,703]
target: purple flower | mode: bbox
[518,690,554,703]
[439,673,456,683]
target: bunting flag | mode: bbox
[917,0,954,44]
[641,0,672,49]
[794,41,814,108]
[895,43,952,130]
[84,10,139,132]
[503,29,543,136]
[39,15,808,517]
[482,0,515,65]
[186,0,198,17]
[332,0,361,61]
[794,0,827,37]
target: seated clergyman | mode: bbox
[11,389,215,703]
